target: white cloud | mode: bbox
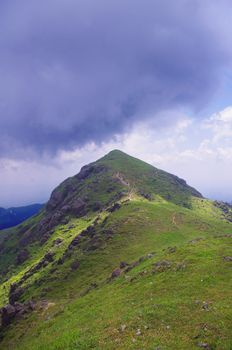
[202,106,232,142]
[2,107,232,206]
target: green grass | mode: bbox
[99,150,202,207]
[0,196,232,349]
[0,150,232,349]
[1,233,232,350]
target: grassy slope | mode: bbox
[99,150,202,206]
[0,151,232,349]
[0,196,232,349]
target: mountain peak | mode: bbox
[99,149,130,160]
[105,149,125,156]
[1,150,231,350]
[39,150,202,235]
[7,151,202,248]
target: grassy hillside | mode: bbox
[0,150,231,349]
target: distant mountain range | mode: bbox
[0,204,43,230]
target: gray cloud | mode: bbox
[0,0,231,157]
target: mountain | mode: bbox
[0,204,43,230]
[0,150,232,350]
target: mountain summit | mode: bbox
[18,149,201,247]
[46,149,202,219]
[0,151,231,350]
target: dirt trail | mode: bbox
[114,172,135,200]
[115,172,130,187]
[172,213,177,225]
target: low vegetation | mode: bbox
[0,150,231,349]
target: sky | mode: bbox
[1,0,232,207]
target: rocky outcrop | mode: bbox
[111,268,122,278]
[119,261,129,269]
[214,201,232,222]
[46,191,65,211]
[223,256,232,262]
[153,260,172,273]
[16,249,29,265]
[124,253,155,273]
[77,164,95,180]
[9,251,55,295]
[52,238,63,246]
[139,191,153,201]
[0,301,35,328]
[214,200,231,213]
[71,199,86,216]
[76,164,107,181]
[107,203,121,213]
[9,284,24,305]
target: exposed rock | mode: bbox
[57,256,65,265]
[202,301,210,311]
[107,186,115,193]
[71,198,86,216]
[197,342,211,349]
[77,164,107,180]
[17,224,30,236]
[70,260,80,271]
[68,224,75,229]
[9,285,24,305]
[68,224,96,251]
[39,230,54,245]
[147,252,156,259]
[80,282,98,297]
[52,238,63,246]
[214,200,230,212]
[213,201,232,221]
[58,222,100,264]
[188,237,203,244]
[69,235,82,248]
[91,201,102,211]
[46,190,65,211]
[153,260,172,273]
[167,246,177,253]
[18,230,35,247]
[13,251,55,288]
[223,256,232,262]
[16,249,29,265]
[139,191,153,200]
[175,262,186,271]
[111,268,122,278]
[60,205,71,214]
[0,304,17,327]
[0,300,36,328]
[124,261,140,273]
[49,211,63,228]
[107,203,121,213]
[124,253,155,273]
[102,228,114,237]
[77,165,95,180]
[120,261,129,269]
[60,217,70,225]
[120,324,126,332]
[214,234,232,239]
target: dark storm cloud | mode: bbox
[0,0,231,156]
